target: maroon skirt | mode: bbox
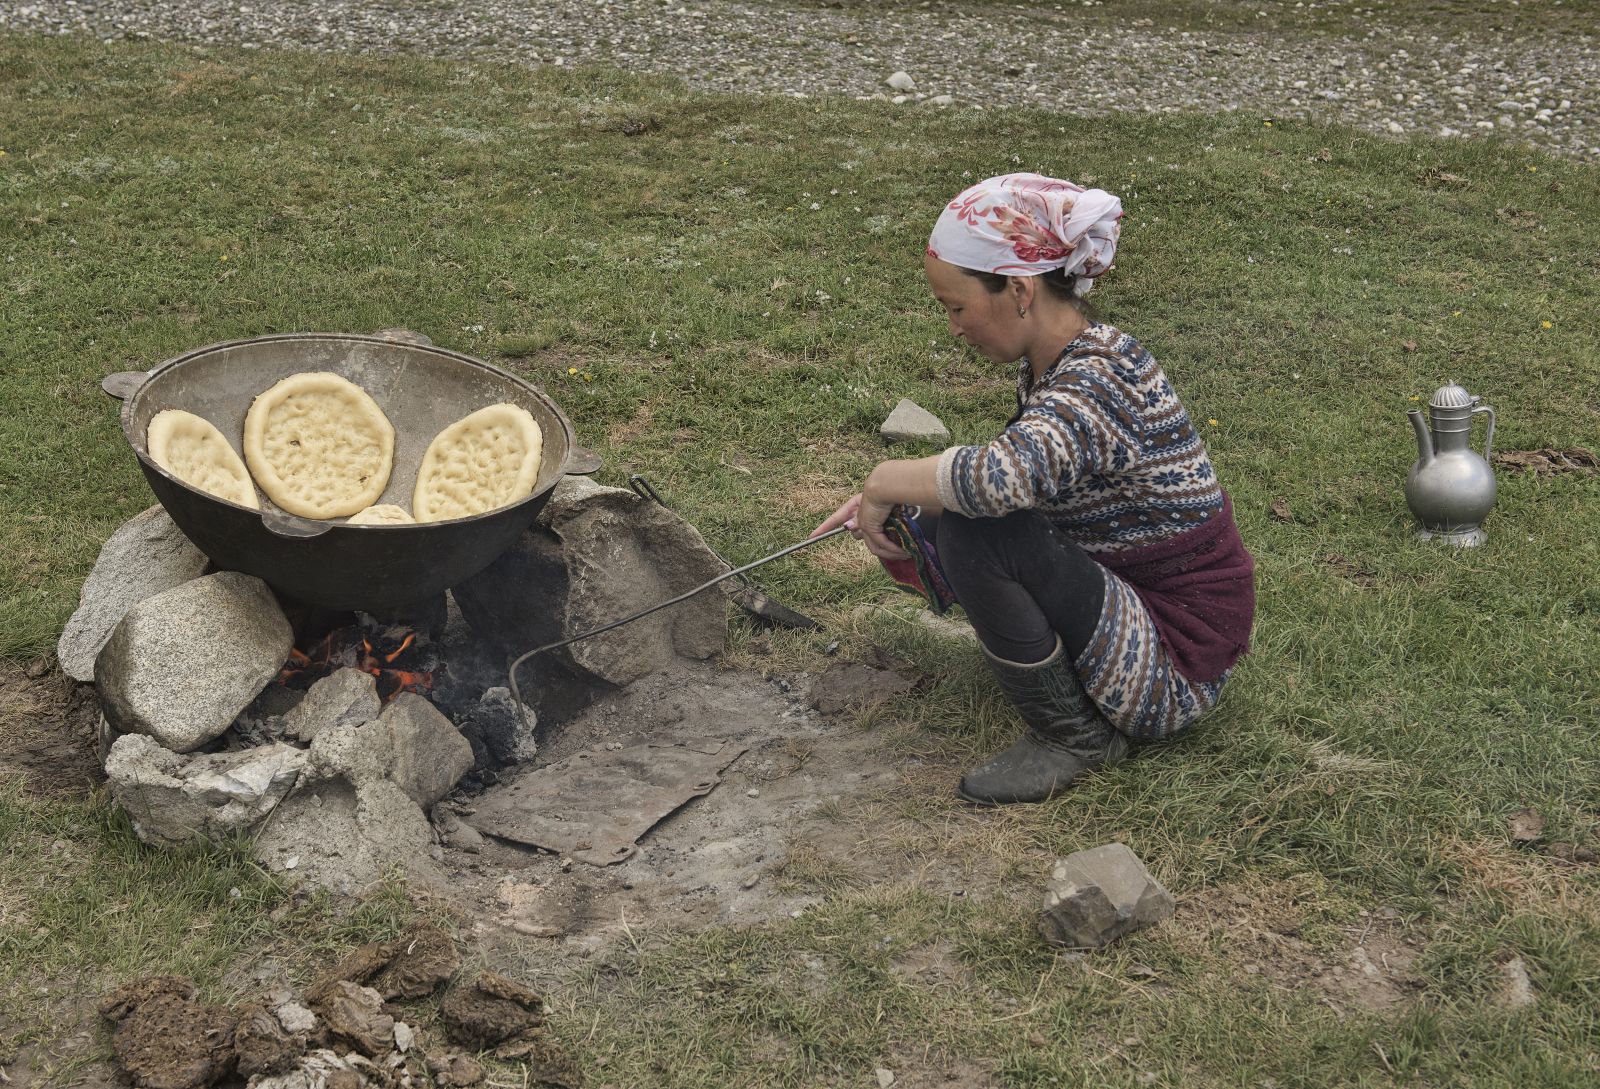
[1095,494,1256,685]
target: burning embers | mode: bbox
[277,621,436,704]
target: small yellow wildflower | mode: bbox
[1452,310,1462,317]
[1527,165,1537,172]
[219,255,228,262]
[567,366,578,375]
[1263,121,1273,127]
[1541,320,1553,329]
[1207,418,1219,427]
[1409,395,1421,402]
[581,371,594,382]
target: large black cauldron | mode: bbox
[106,333,579,614]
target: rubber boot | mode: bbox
[957,637,1129,806]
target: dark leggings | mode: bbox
[925,510,1106,665]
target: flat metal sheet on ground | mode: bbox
[469,740,747,865]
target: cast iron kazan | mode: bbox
[105,332,588,615]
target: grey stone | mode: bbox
[455,476,728,686]
[372,328,433,346]
[880,398,951,445]
[305,692,471,807]
[56,506,210,682]
[886,70,915,92]
[458,686,538,769]
[1038,843,1175,949]
[104,734,305,847]
[254,778,444,896]
[434,808,484,853]
[280,667,382,743]
[1495,955,1538,1008]
[380,693,474,807]
[307,717,393,787]
[95,572,293,752]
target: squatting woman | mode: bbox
[813,173,1256,806]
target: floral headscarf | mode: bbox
[926,173,1123,294]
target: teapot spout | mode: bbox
[1408,408,1434,465]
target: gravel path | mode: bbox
[4,0,1597,162]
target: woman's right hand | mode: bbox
[811,490,909,561]
[811,493,862,540]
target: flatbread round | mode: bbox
[146,409,259,509]
[243,372,395,519]
[413,403,543,522]
[346,503,414,526]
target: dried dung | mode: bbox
[495,1033,583,1085]
[440,972,545,1051]
[310,980,393,1058]
[104,987,237,1089]
[371,925,461,999]
[315,924,459,1001]
[233,1003,301,1078]
[428,1055,488,1087]
[809,661,916,715]
[99,975,196,1023]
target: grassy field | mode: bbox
[2,26,1599,1089]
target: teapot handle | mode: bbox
[1473,403,1496,461]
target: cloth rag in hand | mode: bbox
[880,506,957,615]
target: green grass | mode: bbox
[3,28,1599,1089]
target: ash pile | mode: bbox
[60,476,731,895]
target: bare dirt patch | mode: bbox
[437,656,1004,972]
[0,660,102,797]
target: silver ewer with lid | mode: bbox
[1404,381,1497,546]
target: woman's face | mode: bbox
[923,254,1024,363]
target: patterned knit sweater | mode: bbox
[934,324,1225,552]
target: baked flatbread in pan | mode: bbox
[414,403,542,522]
[346,503,415,526]
[147,409,260,509]
[244,372,395,519]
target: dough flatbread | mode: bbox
[243,372,395,519]
[347,504,414,526]
[413,403,543,522]
[146,409,259,509]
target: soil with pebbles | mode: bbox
[2,0,1596,162]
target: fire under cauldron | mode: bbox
[105,332,585,616]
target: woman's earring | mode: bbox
[1018,307,1027,318]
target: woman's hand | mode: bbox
[855,483,909,560]
[813,456,944,560]
[811,494,861,538]
[810,491,909,560]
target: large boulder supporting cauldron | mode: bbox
[454,477,729,686]
[95,571,293,752]
[57,506,211,683]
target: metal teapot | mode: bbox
[1405,382,1497,546]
